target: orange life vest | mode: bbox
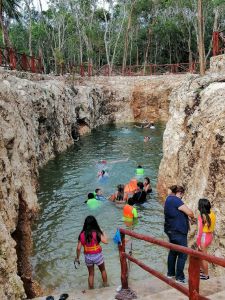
[123,204,134,219]
[124,179,138,193]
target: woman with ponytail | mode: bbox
[197,199,216,280]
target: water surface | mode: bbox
[31,123,167,293]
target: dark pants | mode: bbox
[166,232,188,280]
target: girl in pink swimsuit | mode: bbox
[197,199,216,280]
[75,216,108,289]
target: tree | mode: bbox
[0,0,21,47]
[198,0,205,75]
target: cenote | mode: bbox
[31,123,167,293]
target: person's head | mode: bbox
[144,177,150,185]
[137,181,144,191]
[168,185,177,195]
[128,198,134,206]
[82,215,103,243]
[88,192,95,199]
[175,186,185,198]
[198,198,211,227]
[101,170,105,176]
[117,184,124,193]
[95,188,102,196]
[137,165,142,169]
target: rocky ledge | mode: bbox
[157,72,225,266]
[0,69,186,299]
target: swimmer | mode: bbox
[134,124,144,129]
[136,165,144,176]
[109,184,128,202]
[142,122,155,129]
[86,193,101,209]
[144,136,151,142]
[132,182,147,204]
[95,188,106,201]
[143,177,152,193]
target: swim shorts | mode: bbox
[84,252,104,267]
[197,232,213,248]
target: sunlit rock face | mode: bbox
[157,73,225,265]
[0,70,187,299]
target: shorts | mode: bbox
[197,232,213,248]
[84,252,104,267]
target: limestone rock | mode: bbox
[158,73,225,264]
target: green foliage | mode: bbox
[1,0,225,72]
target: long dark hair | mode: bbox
[198,198,211,228]
[82,215,103,243]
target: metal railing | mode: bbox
[67,62,199,77]
[0,47,43,73]
[118,228,225,300]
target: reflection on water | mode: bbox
[31,123,167,293]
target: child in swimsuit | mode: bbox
[75,216,108,288]
[196,198,216,280]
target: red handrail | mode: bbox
[0,47,43,73]
[118,228,225,300]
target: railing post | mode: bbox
[22,53,28,71]
[118,233,128,289]
[213,31,219,56]
[188,256,200,300]
[9,48,16,69]
[0,49,2,66]
[80,64,84,77]
[31,56,36,73]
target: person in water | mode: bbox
[144,136,151,142]
[95,189,106,201]
[143,177,152,193]
[123,198,138,222]
[75,216,108,289]
[136,165,144,176]
[132,182,147,204]
[109,184,128,202]
[164,185,194,284]
[196,199,216,280]
[86,193,101,209]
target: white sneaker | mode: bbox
[116,285,122,292]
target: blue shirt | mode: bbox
[164,195,189,235]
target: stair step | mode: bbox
[32,276,225,300]
[209,290,225,299]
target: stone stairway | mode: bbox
[33,276,225,300]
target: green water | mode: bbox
[31,123,167,293]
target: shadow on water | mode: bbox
[31,123,167,293]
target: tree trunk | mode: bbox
[198,0,205,75]
[0,12,12,48]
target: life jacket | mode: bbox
[80,231,102,254]
[136,168,144,175]
[123,204,134,219]
[124,179,138,193]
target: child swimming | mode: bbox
[75,216,108,289]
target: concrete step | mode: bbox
[209,290,225,299]
[32,276,225,300]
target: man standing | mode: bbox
[164,186,194,283]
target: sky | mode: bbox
[33,0,49,11]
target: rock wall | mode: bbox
[210,54,225,73]
[85,75,186,123]
[0,69,186,299]
[157,73,225,263]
